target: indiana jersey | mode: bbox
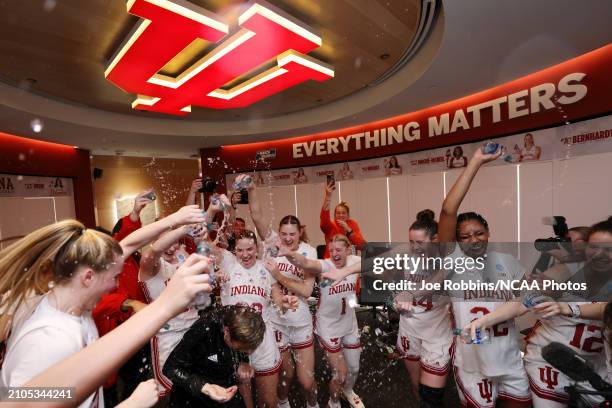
[398,265,451,340]
[220,258,276,323]
[140,258,199,332]
[447,248,526,377]
[315,255,360,339]
[268,234,317,327]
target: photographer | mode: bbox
[532,216,589,276]
[163,305,266,408]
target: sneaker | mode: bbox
[342,390,365,408]
[278,399,291,408]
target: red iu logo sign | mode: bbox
[105,0,334,115]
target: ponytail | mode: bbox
[0,219,122,331]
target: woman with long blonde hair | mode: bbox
[0,206,205,407]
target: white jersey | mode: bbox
[221,259,276,322]
[398,266,451,341]
[447,248,525,376]
[268,235,317,327]
[140,258,200,332]
[525,269,607,367]
[1,296,102,408]
[315,256,360,339]
[140,258,200,395]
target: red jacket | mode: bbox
[93,215,145,387]
[319,208,366,258]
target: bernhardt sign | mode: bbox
[217,44,612,172]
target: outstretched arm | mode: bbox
[438,148,501,243]
[12,255,212,408]
[245,178,270,239]
[320,182,335,235]
[185,178,203,206]
[120,205,207,258]
[139,226,190,281]
[264,258,315,299]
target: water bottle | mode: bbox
[319,278,333,288]
[233,175,253,190]
[265,245,280,258]
[453,328,490,344]
[481,141,500,155]
[522,293,554,309]
[386,296,412,317]
[210,195,227,211]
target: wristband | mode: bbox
[567,303,581,318]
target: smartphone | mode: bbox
[145,191,156,201]
[326,174,335,186]
[237,188,249,204]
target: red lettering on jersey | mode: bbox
[328,282,356,295]
[539,366,559,390]
[477,379,493,403]
[231,285,266,297]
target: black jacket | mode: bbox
[162,309,247,408]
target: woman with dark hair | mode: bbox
[320,180,366,259]
[447,146,468,168]
[243,176,320,408]
[163,305,267,407]
[438,147,531,407]
[266,234,365,408]
[469,216,612,407]
[384,156,403,176]
[394,210,452,407]
[217,228,297,408]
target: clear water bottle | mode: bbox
[210,195,227,211]
[233,175,253,190]
[264,244,279,258]
[453,328,490,344]
[481,141,500,155]
[522,293,554,309]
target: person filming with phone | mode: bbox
[319,175,366,258]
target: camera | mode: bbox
[534,216,571,252]
[198,177,217,193]
[145,191,156,201]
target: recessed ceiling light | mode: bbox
[380,53,390,60]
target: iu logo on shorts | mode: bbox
[105,0,334,115]
[477,379,493,403]
[539,366,559,390]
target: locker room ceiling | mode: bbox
[0,0,610,158]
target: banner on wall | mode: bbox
[0,174,73,197]
[219,44,612,172]
[225,115,612,187]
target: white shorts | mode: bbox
[272,321,314,353]
[317,327,361,354]
[395,330,451,376]
[453,365,531,408]
[151,331,183,396]
[524,359,605,408]
[251,324,282,376]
